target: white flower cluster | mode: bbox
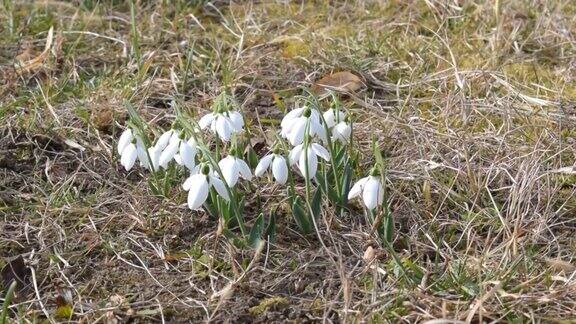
[117,101,384,212]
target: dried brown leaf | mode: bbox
[312,71,364,97]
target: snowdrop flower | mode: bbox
[348,172,384,210]
[182,164,230,210]
[281,107,326,146]
[289,143,330,179]
[323,108,346,128]
[155,129,176,152]
[255,150,288,185]
[199,110,244,141]
[332,121,352,143]
[158,131,182,169]
[218,155,253,187]
[134,137,160,171]
[173,138,198,170]
[117,128,139,171]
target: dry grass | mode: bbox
[1,0,575,322]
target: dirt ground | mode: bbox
[1,0,576,322]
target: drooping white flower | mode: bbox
[117,128,162,171]
[155,129,175,152]
[332,121,352,143]
[174,138,197,170]
[117,128,133,155]
[158,132,182,169]
[134,137,159,171]
[255,153,288,184]
[323,108,346,128]
[117,128,140,171]
[182,171,230,210]
[348,175,384,210]
[217,155,253,187]
[280,107,326,145]
[120,143,138,171]
[199,110,244,141]
[288,143,330,179]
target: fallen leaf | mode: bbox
[312,71,364,97]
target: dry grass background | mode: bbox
[1,0,576,322]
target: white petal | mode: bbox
[228,111,244,131]
[323,109,336,128]
[281,107,304,129]
[169,131,180,145]
[159,141,179,169]
[135,138,149,168]
[210,176,230,201]
[348,176,369,199]
[334,122,351,142]
[155,130,173,151]
[215,115,233,141]
[362,176,382,210]
[198,113,216,129]
[280,118,298,138]
[117,129,133,154]
[311,119,327,141]
[148,146,161,171]
[255,154,273,176]
[298,146,317,179]
[180,142,197,170]
[311,143,330,161]
[272,155,288,184]
[288,118,307,145]
[219,156,240,187]
[289,144,303,165]
[174,154,183,165]
[187,176,209,210]
[120,143,138,171]
[237,159,253,180]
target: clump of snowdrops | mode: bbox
[117,92,392,245]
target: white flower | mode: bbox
[174,138,197,170]
[217,155,253,187]
[155,129,175,152]
[120,143,138,171]
[199,111,244,141]
[255,153,288,184]
[289,143,330,179]
[117,128,139,171]
[332,121,352,143]
[348,176,384,210]
[135,137,160,171]
[158,132,182,169]
[117,128,162,171]
[323,109,346,128]
[280,107,326,145]
[117,128,133,155]
[182,172,230,210]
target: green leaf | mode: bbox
[384,209,394,244]
[292,197,311,234]
[265,210,277,242]
[311,187,322,219]
[1,281,17,324]
[339,163,352,212]
[248,213,264,247]
[247,146,259,168]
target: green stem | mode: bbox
[1,281,17,324]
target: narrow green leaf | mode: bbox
[265,210,277,242]
[311,187,322,219]
[292,197,311,234]
[248,213,264,247]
